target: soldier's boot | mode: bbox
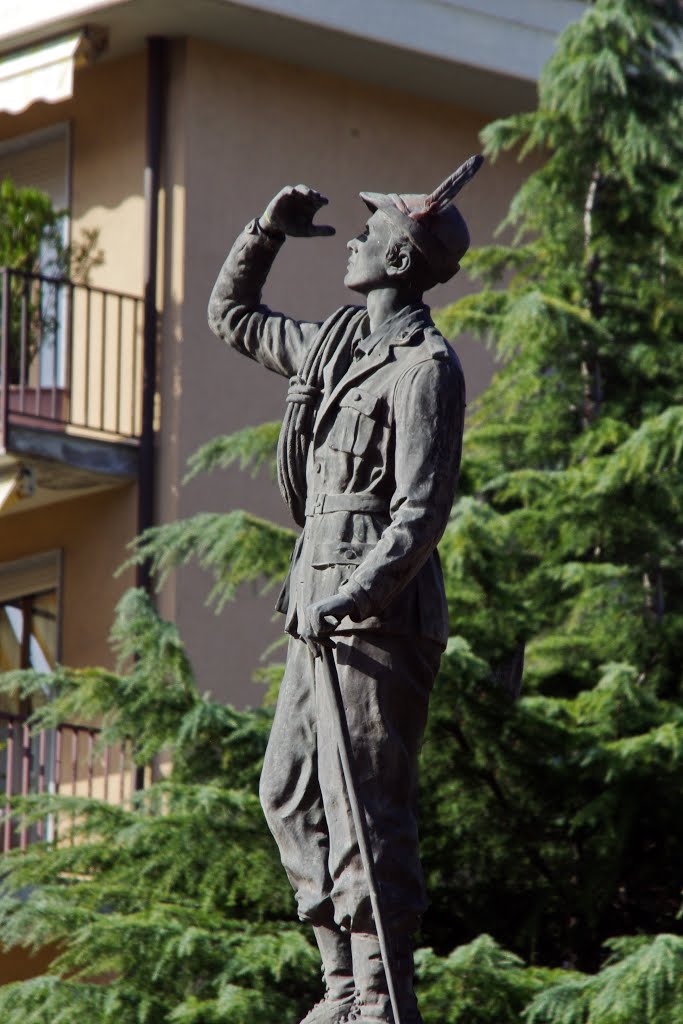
[350,932,422,1024]
[300,925,356,1024]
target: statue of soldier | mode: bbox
[208,156,483,1024]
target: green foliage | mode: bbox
[420,0,683,976]
[416,935,563,1024]
[184,422,281,482]
[126,511,295,612]
[0,176,103,282]
[125,422,289,614]
[0,177,64,275]
[526,935,683,1024]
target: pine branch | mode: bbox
[184,422,281,483]
[123,511,296,611]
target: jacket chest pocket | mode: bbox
[327,388,380,456]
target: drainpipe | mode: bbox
[135,37,165,793]
[137,36,165,594]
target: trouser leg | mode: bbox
[260,638,356,1024]
[259,635,333,925]
[316,632,441,936]
[260,629,440,1024]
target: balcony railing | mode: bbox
[0,709,137,852]
[0,267,144,453]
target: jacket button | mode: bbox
[345,549,356,559]
[315,462,322,473]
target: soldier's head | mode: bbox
[345,156,484,298]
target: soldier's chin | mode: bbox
[344,270,366,293]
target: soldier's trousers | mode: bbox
[259,631,442,935]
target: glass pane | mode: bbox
[0,604,22,680]
[30,591,57,672]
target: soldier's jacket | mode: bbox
[208,220,466,647]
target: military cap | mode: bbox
[360,154,484,284]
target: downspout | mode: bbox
[135,37,165,793]
[137,36,165,594]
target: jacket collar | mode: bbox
[352,301,431,359]
[315,302,433,435]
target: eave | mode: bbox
[0,0,586,115]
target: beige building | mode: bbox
[0,1,583,733]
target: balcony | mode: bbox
[0,709,137,852]
[0,267,144,485]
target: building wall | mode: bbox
[157,37,528,707]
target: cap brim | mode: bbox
[359,191,388,213]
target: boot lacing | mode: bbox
[345,993,369,1023]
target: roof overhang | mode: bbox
[0,0,586,115]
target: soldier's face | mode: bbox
[345,212,394,294]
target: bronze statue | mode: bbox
[208,156,483,1024]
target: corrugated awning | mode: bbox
[0,32,94,116]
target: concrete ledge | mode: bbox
[6,424,139,480]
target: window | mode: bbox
[0,550,61,709]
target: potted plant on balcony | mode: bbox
[0,176,102,394]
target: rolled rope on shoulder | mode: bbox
[286,377,320,406]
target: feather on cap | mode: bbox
[413,155,485,220]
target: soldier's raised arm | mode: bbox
[208,185,335,379]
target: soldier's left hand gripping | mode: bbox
[301,593,356,658]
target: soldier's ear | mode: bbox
[385,240,413,279]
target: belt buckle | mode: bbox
[314,493,325,514]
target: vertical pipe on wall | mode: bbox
[136,37,166,794]
[137,36,166,593]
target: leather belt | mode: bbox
[305,493,386,516]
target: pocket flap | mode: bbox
[339,388,379,419]
[311,542,373,568]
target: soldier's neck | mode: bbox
[365,286,423,334]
